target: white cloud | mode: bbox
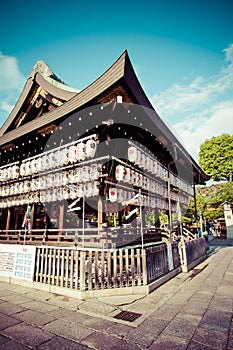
[0,52,25,91]
[150,43,233,161]
[173,100,233,161]
[152,76,215,115]
[0,100,15,114]
[0,52,26,127]
[223,44,233,64]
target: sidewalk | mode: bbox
[0,242,233,349]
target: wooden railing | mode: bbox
[179,237,209,272]
[33,241,180,293]
[0,225,162,248]
[0,237,210,296]
[0,224,197,247]
[0,228,102,246]
[34,246,148,291]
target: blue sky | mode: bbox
[0,0,233,161]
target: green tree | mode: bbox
[185,194,207,222]
[187,182,233,223]
[199,134,233,181]
[159,212,168,226]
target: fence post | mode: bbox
[80,251,86,291]
[178,237,187,270]
[142,248,147,285]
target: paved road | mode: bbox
[0,240,233,349]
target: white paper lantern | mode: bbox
[31,159,37,174]
[57,188,63,201]
[90,164,99,180]
[61,148,69,165]
[92,181,99,196]
[85,182,92,197]
[62,171,69,185]
[128,169,134,184]
[82,166,90,182]
[85,139,97,158]
[117,189,123,202]
[115,165,124,181]
[76,184,84,197]
[140,153,145,168]
[68,145,77,163]
[37,157,42,172]
[76,142,86,161]
[135,149,141,165]
[69,169,75,183]
[48,152,55,168]
[124,167,130,183]
[128,146,137,163]
[109,188,117,202]
[74,168,82,183]
[20,163,26,177]
[137,173,142,187]
[47,174,54,187]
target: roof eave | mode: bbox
[0,51,128,147]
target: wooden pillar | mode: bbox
[98,195,104,234]
[29,204,35,241]
[113,213,117,227]
[167,175,172,233]
[58,203,64,241]
[97,164,104,234]
[6,208,11,240]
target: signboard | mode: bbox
[167,243,174,271]
[0,247,15,276]
[0,244,36,281]
[222,202,233,238]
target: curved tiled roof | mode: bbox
[0,61,79,136]
[0,51,128,141]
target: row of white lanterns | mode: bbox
[109,186,188,209]
[20,139,97,177]
[0,138,97,182]
[128,145,193,195]
[0,164,100,197]
[108,188,173,210]
[0,164,20,182]
[170,173,193,196]
[40,181,99,203]
[115,164,168,195]
[0,181,99,208]
[128,145,168,179]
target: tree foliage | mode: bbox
[199,134,233,181]
[185,182,233,223]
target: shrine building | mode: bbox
[0,51,210,247]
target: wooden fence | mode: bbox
[0,237,209,297]
[34,246,148,291]
[179,237,209,272]
[34,242,180,294]
[145,242,180,284]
